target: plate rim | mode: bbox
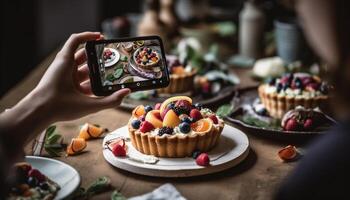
[102,125,250,177]
[25,155,81,199]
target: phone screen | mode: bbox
[86,36,169,95]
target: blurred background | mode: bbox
[0,0,317,97]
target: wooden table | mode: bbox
[0,50,304,200]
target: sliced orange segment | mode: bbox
[163,109,180,128]
[78,123,104,140]
[160,96,192,115]
[191,118,212,133]
[145,110,163,128]
[132,105,145,118]
[67,138,87,156]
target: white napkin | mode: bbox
[128,183,186,200]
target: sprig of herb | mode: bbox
[216,104,234,118]
[44,125,65,157]
[73,176,113,199]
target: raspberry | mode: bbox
[112,144,126,157]
[190,109,203,121]
[28,169,45,182]
[303,118,314,130]
[196,153,210,166]
[284,118,300,131]
[209,115,219,124]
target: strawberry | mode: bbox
[209,115,219,124]
[28,169,45,182]
[139,121,155,133]
[196,153,210,166]
[112,144,126,157]
[154,103,162,110]
[190,109,203,121]
[303,118,314,130]
[284,118,300,131]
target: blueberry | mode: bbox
[192,150,201,159]
[320,82,329,94]
[294,78,303,89]
[266,77,276,86]
[39,182,49,190]
[256,108,268,116]
[144,105,153,113]
[27,176,38,187]
[194,103,203,110]
[179,122,191,133]
[276,83,283,93]
[131,119,141,129]
[167,102,175,109]
[181,117,192,124]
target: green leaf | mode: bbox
[46,134,62,145]
[216,104,234,118]
[242,116,270,128]
[86,176,111,196]
[114,68,123,79]
[111,190,127,200]
[120,55,128,62]
[106,74,115,82]
[46,125,56,138]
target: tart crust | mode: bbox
[258,84,329,118]
[157,70,197,94]
[128,119,224,158]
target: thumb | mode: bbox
[97,88,131,109]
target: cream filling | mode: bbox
[264,84,323,98]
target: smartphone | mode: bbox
[85,35,169,96]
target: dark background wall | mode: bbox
[0,0,243,97]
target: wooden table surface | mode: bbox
[0,50,306,200]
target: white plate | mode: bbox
[104,48,120,67]
[102,125,250,177]
[25,156,81,200]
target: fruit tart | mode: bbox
[157,55,197,94]
[7,162,60,200]
[133,47,160,70]
[258,73,331,118]
[128,96,224,158]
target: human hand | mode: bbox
[33,32,131,122]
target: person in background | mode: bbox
[275,0,350,199]
[0,32,131,197]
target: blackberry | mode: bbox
[144,105,153,113]
[174,106,190,115]
[158,127,174,136]
[320,82,329,94]
[194,103,203,110]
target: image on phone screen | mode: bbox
[94,38,167,87]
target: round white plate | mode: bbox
[25,156,80,200]
[104,48,120,67]
[102,125,250,177]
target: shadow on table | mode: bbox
[109,147,257,182]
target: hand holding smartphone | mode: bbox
[85,36,169,96]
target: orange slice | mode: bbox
[78,123,104,140]
[67,138,87,156]
[191,118,213,133]
[132,105,145,118]
[172,66,185,75]
[160,96,192,115]
[163,109,180,128]
[145,110,163,128]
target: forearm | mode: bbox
[0,87,54,151]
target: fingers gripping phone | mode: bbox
[85,36,170,96]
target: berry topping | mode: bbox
[208,115,219,124]
[139,121,155,133]
[266,77,276,86]
[173,106,190,115]
[112,144,127,157]
[180,116,192,124]
[131,119,141,129]
[190,109,203,121]
[168,102,175,109]
[28,169,45,182]
[320,82,329,94]
[303,118,314,130]
[154,103,162,110]
[175,100,192,111]
[276,83,283,93]
[179,122,191,133]
[159,96,192,115]
[27,176,38,187]
[158,127,174,136]
[196,153,210,166]
[144,105,153,113]
[283,118,300,131]
[192,150,201,159]
[139,115,146,122]
[194,103,203,110]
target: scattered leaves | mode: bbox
[216,104,234,118]
[114,68,123,79]
[44,125,65,157]
[111,190,127,200]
